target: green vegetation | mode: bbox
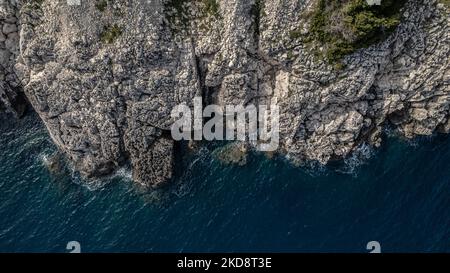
[95,0,108,12]
[165,0,192,29]
[203,0,220,18]
[21,0,44,28]
[305,0,407,64]
[95,0,124,17]
[287,50,294,60]
[100,24,122,43]
[27,0,44,9]
[438,0,450,8]
[165,0,221,31]
[289,30,302,40]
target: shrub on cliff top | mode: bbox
[308,0,407,64]
[100,24,122,44]
[165,0,221,31]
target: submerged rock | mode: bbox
[42,152,66,175]
[213,142,248,166]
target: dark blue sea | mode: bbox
[0,113,449,253]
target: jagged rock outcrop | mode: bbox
[0,0,26,116]
[2,0,449,187]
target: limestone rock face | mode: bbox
[2,0,449,186]
[0,0,26,117]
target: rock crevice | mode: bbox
[1,0,448,187]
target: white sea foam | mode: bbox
[304,160,327,177]
[111,166,133,181]
[39,153,50,166]
[339,143,374,176]
[173,146,211,198]
[70,171,106,191]
[72,166,135,191]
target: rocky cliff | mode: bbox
[1,0,449,187]
[0,0,26,117]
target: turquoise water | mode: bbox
[0,113,449,253]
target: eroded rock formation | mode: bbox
[0,0,26,116]
[1,0,449,187]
